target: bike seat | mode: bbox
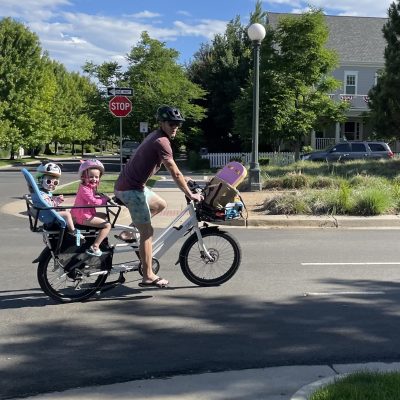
[22,168,67,230]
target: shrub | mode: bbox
[262,192,310,215]
[263,177,285,190]
[259,158,270,166]
[310,176,339,189]
[302,145,313,154]
[349,174,390,189]
[188,151,210,170]
[282,172,309,189]
[351,188,393,215]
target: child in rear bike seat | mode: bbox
[36,162,84,241]
[71,159,111,257]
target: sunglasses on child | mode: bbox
[45,178,59,185]
[167,121,182,128]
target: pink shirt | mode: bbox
[71,184,108,224]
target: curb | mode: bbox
[290,374,343,400]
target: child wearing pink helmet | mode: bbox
[71,159,111,256]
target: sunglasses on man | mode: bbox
[167,121,182,128]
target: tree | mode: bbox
[368,1,400,140]
[187,16,253,152]
[0,18,57,158]
[85,32,206,150]
[125,32,205,142]
[234,8,347,158]
[42,61,97,155]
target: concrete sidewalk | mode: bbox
[11,362,400,400]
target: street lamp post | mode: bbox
[247,23,266,191]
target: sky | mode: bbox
[0,0,394,73]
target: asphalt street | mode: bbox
[2,163,400,399]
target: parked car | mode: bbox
[121,140,140,163]
[301,141,394,162]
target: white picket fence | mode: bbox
[201,152,295,168]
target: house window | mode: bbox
[344,121,361,140]
[344,71,357,95]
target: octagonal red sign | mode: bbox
[109,96,132,117]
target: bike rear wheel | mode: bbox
[37,249,110,303]
[179,228,241,286]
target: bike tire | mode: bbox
[37,249,110,303]
[179,228,241,286]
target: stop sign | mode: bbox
[109,96,132,117]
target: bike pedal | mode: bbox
[111,264,137,273]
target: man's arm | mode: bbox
[162,158,203,201]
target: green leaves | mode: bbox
[368,1,400,140]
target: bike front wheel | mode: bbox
[179,228,241,286]
[37,249,110,303]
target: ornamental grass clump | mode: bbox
[262,192,311,215]
[282,172,309,189]
[351,188,393,215]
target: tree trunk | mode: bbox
[44,143,52,155]
[294,139,301,161]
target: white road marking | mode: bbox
[301,262,400,266]
[304,291,385,296]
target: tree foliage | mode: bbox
[187,16,253,151]
[0,18,99,158]
[368,1,400,140]
[84,32,206,150]
[234,8,347,157]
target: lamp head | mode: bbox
[247,23,266,42]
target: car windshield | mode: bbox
[123,141,139,148]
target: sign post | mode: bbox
[109,95,132,171]
[140,122,149,139]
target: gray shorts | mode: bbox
[115,187,155,225]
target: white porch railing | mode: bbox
[315,138,336,150]
[201,152,295,168]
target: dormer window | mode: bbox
[344,71,357,95]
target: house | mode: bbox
[268,13,392,151]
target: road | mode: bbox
[2,167,400,398]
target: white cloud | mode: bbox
[130,10,161,19]
[174,19,227,39]
[0,0,71,21]
[265,0,392,17]
[177,10,191,17]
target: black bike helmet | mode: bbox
[156,106,185,122]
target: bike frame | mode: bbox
[111,200,212,262]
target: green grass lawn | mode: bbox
[55,175,158,195]
[310,370,400,400]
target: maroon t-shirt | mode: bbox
[115,129,173,191]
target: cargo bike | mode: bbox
[21,165,245,303]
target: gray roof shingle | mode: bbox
[267,13,387,65]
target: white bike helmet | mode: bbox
[36,162,62,178]
[36,162,61,188]
[78,159,105,179]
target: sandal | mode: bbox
[138,277,169,288]
[86,246,102,257]
[114,231,137,243]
